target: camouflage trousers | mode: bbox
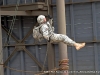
[50,33,76,46]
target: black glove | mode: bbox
[48,15,52,19]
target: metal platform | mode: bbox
[0,2,48,16]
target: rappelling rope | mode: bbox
[0,0,20,64]
[3,65,67,75]
[0,0,20,75]
[0,0,59,75]
[41,0,50,72]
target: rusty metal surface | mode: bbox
[0,11,4,75]
[0,2,47,11]
[4,48,18,66]
[0,0,99,16]
[23,48,45,69]
[2,22,45,71]
[4,47,45,69]
[3,43,47,46]
[47,43,55,75]
[0,2,48,16]
[0,10,48,16]
[46,0,55,75]
[56,0,68,75]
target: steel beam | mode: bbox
[21,23,38,42]
[0,10,48,16]
[56,0,68,75]
[23,48,45,70]
[0,11,31,16]
[6,47,10,75]
[47,43,55,75]
[4,48,17,66]
[31,10,48,16]
[92,3,97,42]
[19,16,25,75]
[0,8,4,75]
[0,2,47,11]
[3,43,47,47]
[4,16,11,75]
[4,44,46,70]
[35,45,40,70]
[2,26,19,43]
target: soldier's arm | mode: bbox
[47,21,55,32]
[48,19,53,25]
[41,24,49,40]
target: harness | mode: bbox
[39,22,54,42]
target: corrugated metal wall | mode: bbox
[53,1,100,75]
[3,0,45,5]
[2,16,48,75]
[1,0,100,75]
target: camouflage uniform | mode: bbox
[40,22,76,46]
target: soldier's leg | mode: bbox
[50,34,85,50]
[73,43,85,50]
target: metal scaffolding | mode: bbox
[56,0,68,75]
[1,0,100,75]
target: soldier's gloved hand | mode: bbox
[48,15,52,19]
[49,19,53,25]
[52,27,54,31]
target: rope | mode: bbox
[6,0,20,42]
[4,66,37,74]
[3,65,59,75]
[41,0,50,72]
[2,63,68,75]
[0,0,20,75]
[0,0,58,75]
[0,0,20,64]
[41,42,49,71]
[47,0,50,15]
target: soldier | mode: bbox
[34,15,85,50]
